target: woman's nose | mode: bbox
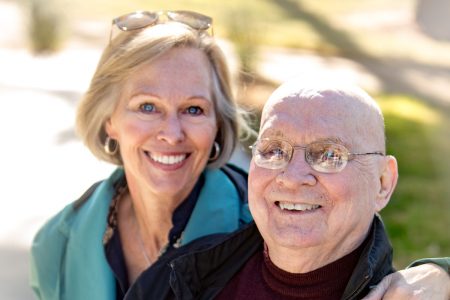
[275,151,317,187]
[157,115,185,144]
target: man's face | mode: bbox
[248,91,386,267]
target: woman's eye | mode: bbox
[139,103,156,113]
[185,106,204,115]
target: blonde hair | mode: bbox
[76,22,253,168]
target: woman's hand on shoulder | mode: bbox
[362,263,450,300]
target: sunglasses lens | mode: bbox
[114,11,158,31]
[168,11,212,30]
[306,143,348,173]
[252,140,291,170]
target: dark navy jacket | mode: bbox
[128,215,394,300]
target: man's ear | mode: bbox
[375,155,398,212]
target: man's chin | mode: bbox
[265,225,324,249]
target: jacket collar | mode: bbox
[169,215,393,300]
[342,215,394,299]
[56,166,248,299]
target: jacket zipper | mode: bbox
[343,274,370,300]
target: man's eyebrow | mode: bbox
[317,137,341,143]
[316,137,349,146]
[259,132,350,148]
[260,130,285,139]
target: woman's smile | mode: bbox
[146,151,189,165]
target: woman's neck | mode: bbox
[117,181,186,284]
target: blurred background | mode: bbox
[1,0,449,298]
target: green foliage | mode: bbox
[377,95,450,267]
[224,7,260,75]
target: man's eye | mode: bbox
[322,149,340,160]
[185,106,204,115]
[315,148,344,166]
[139,103,156,113]
[262,147,286,160]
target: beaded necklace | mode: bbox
[103,180,182,266]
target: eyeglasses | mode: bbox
[250,138,384,173]
[110,10,213,41]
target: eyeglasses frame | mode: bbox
[250,138,385,173]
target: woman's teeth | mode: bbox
[278,202,320,211]
[150,154,187,165]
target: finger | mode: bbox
[361,275,392,300]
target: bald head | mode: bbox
[260,79,386,152]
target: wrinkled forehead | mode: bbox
[260,84,385,149]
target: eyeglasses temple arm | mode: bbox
[351,152,385,156]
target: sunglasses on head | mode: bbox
[110,10,213,42]
[251,138,384,173]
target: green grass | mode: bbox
[377,95,450,268]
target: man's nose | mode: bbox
[276,151,317,187]
[157,114,185,144]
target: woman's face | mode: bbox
[106,47,217,201]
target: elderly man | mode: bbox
[129,79,449,299]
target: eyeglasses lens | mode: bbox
[168,11,212,30]
[253,140,291,170]
[306,143,348,173]
[115,11,158,31]
[253,140,350,173]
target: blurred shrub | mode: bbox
[26,0,66,54]
[225,7,260,76]
[378,95,450,267]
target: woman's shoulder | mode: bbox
[219,162,248,191]
[182,164,252,244]
[31,168,124,248]
[30,169,123,296]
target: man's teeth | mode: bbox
[278,202,320,211]
[150,154,186,165]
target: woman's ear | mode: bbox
[105,118,116,139]
[375,155,398,212]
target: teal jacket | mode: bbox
[30,167,252,300]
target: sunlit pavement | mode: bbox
[0,3,114,296]
[0,47,114,299]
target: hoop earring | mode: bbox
[104,136,118,155]
[208,141,220,162]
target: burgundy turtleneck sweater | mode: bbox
[215,241,365,300]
